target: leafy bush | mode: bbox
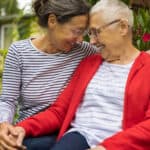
[133,8,150,50]
[0,50,8,92]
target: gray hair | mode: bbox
[33,0,91,27]
[90,0,134,27]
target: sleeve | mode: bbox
[81,42,98,57]
[0,44,22,123]
[16,57,85,137]
[100,102,150,150]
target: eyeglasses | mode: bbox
[88,19,121,38]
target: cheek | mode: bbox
[60,31,74,41]
[104,35,114,44]
[63,35,78,45]
[97,34,108,43]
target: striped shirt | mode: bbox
[68,61,133,147]
[0,39,96,123]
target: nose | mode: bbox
[90,36,98,45]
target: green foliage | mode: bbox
[0,0,20,15]
[0,0,37,43]
[0,50,8,92]
[0,50,8,60]
[133,8,150,50]
[17,16,37,40]
[121,0,130,5]
[87,0,98,5]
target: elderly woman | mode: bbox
[11,0,150,150]
[0,0,96,149]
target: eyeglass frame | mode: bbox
[87,19,121,38]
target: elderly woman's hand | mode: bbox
[12,126,26,148]
[0,122,26,150]
[0,122,18,150]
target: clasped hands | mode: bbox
[0,122,106,150]
[0,122,26,150]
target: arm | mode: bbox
[99,103,150,150]
[0,44,21,123]
[16,57,84,137]
[81,42,97,57]
[0,122,25,149]
[0,44,23,150]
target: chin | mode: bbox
[100,48,109,59]
[66,44,75,51]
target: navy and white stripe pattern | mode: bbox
[69,61,133,147]
[0,39,96,123]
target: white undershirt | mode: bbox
[68,60,133,147]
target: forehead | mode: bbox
[65,15,88,27]
[89,12,105,28]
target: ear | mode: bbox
[48,14,58,28]
[119,19,129,36]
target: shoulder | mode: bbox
[74,41,97,55]
[139,51,150,64]
[9,39,30,50]
[81,41,97,51]
[134,52,150,75]
[8,39,31,57]
[6,39,29,63]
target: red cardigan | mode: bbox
[17,52,150,150]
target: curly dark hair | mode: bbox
[33,0,91,27]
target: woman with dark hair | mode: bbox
[0,0,96,149]
[13,0,150,150]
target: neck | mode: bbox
[32,35,60,54]
[106,42,140,65]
